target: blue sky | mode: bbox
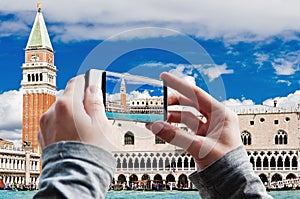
[0,0,299,146]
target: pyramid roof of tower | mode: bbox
[26,9,53,51]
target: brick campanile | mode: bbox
[120,78,127,111]
[21,3,57,153]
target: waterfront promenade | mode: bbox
[0,190,300,199]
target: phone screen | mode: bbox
[103,71,167,123]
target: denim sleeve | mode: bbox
[33,141,116,199]
[189,146,273,199]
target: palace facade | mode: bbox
[107,73,300,189]
[234,104,300,184]
[110,104,300,189]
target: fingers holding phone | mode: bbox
[147,72,243,170]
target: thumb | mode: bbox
[146,122,196,151]
[84,86,106,121]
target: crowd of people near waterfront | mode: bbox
[110,180,196,191]
[266,177,300,191]
[0,180,37,191]
[109,177,300,192]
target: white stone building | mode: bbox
[231,104,300,185]
[110,103,300,189]
[0,148,40,185]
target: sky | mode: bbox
[0,0,299,147]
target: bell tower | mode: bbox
[21,3,57,153]
[120,78,126,111]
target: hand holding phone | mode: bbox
[85,69,167,123]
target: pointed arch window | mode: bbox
[122,158,127,169]
[128,158,133,169]
[284,156,290,168]
[153,158,157,169]
[40,73,43,81]
[190,158,195,169]
[292,156,297,168]
[256,157,261,168]
[277,157,283,169]
[241,131,252,145]
[250,157,255,168]
[184,157,189,169]
[27,74,31,82]
[263,157,268,169]
[177,157,182,169]
[140,158,145,169]
[158,158,163,170]
[270,157,276,168]
[116,158,121,169]
[275,130,288,145]
[146,158,151,169]
[124,131,134,145]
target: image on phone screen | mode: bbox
[103,71,167,123]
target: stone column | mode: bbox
[24,144,31,186]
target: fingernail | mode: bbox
[151,123,165,135]
[90,86,101,95]
[145,123,152,130]
[89,86,96,93]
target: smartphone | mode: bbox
[85,69,167,123]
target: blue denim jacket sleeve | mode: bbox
[33,141,116,199]
[189,146,273,199]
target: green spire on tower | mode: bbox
[25,2,53,51]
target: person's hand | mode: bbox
[38,75,114,151]
[146,72,243,170]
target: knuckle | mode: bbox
[39,113,48,127]
[55,98,70,115]
[89,96,104,108]
[68,77,76,84]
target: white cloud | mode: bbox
[136,62,233,83]
[1,0,300,42]
[0,90,22,130]
[272,58,299,75]
[271,50,300,75]
[223,98,255,106]
[134,62,197,85]
[0,20,28,37]
[0,90,22,149]
[223,90,300,109]
[168,64,197,86]
[200,64,234,81]
[276,80,292,86]
[263,90,300,108]
[0,129,22,149]
[254,53,269,67]
[129,90,152,99]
